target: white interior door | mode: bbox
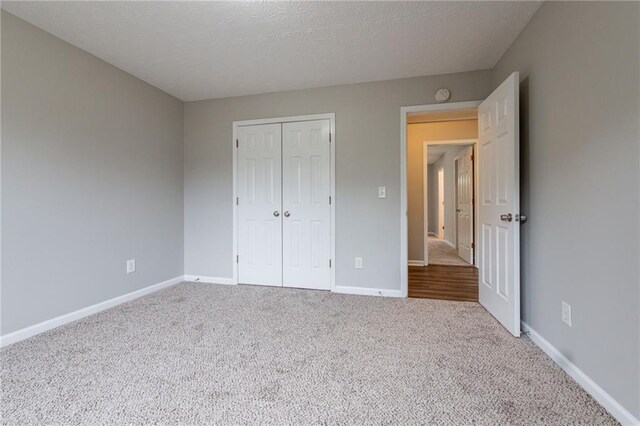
[457,146,474,264]
[282,120,331,290]
[478,72,520,336]
[237,123,283,287]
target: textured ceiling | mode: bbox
[2,1,541,101]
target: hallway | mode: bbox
[428,236,470,266]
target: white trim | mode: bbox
[408,260,424,267]
[422,143,430,265]
[0,276,184,348]
[401,101,482,297]
[427,139,478,146]
[183,275,236,285]
[523,322,639,425]
[232,113,336,291]
[234,113,335,127]
[333,286,403,298]
[232,123,238,285]
[428,232,438,237]
[408,117,478,124]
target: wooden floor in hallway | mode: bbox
[409,265,479,302]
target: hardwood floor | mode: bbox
[409,265,478,302]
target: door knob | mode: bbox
[284,211,291,217]
[516,214,527,224]
[273,211,280,217]
[500,213,513,222]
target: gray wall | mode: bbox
[1,12,184,335]
[184,71,492,288]
[493,2,640,418]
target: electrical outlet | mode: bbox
[378,186,386,198]
[355,257,363,269]
[126,259,136,274]
[561,301,572,327]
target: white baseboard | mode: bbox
[183,275,236,285]
[408,260,425,267]
[428,232,438,237]
[333,285,403,298]
[443,239,456,248]
[522,322,639,425]
[0,275,184,348]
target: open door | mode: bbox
[477,72,521,337]
[456,146,474,264]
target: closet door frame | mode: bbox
[232,113,336,291]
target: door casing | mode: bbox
[232,113,336,290]
[422,139,478,266]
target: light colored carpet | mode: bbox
[1,283,615,425]
[428,235,471,266]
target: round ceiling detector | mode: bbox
[435,88,451,103]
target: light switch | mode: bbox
[378,186,386,198]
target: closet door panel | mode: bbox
[237,123,283,286]
[282,120,331,290]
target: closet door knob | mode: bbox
[500,213,513,222]
[284,211,291,218]
[273,211,280,217]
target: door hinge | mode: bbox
[471,242,475,249]
[236,255,239,263]
[329,131,332,143]
[236,197,239,205]
[329,259,332,268]
[471,154,474,161]
[329,196,332,205]
[236,139,239,148]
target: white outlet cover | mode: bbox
[561,301,572,327]
[355,257,363,269]
[126,259,136,274]
[378,186,386,198]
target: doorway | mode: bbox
[408,114,479,301]
[422,141,476,267]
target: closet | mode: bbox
[236,119,331,290]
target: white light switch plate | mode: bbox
[378,186,386,198]
[126,259,136,274]
[355,257,363,269]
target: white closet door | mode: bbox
[478,72,521,336]
[237,123,283,287]
[457,146,474,264]
[282,120,331,290]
